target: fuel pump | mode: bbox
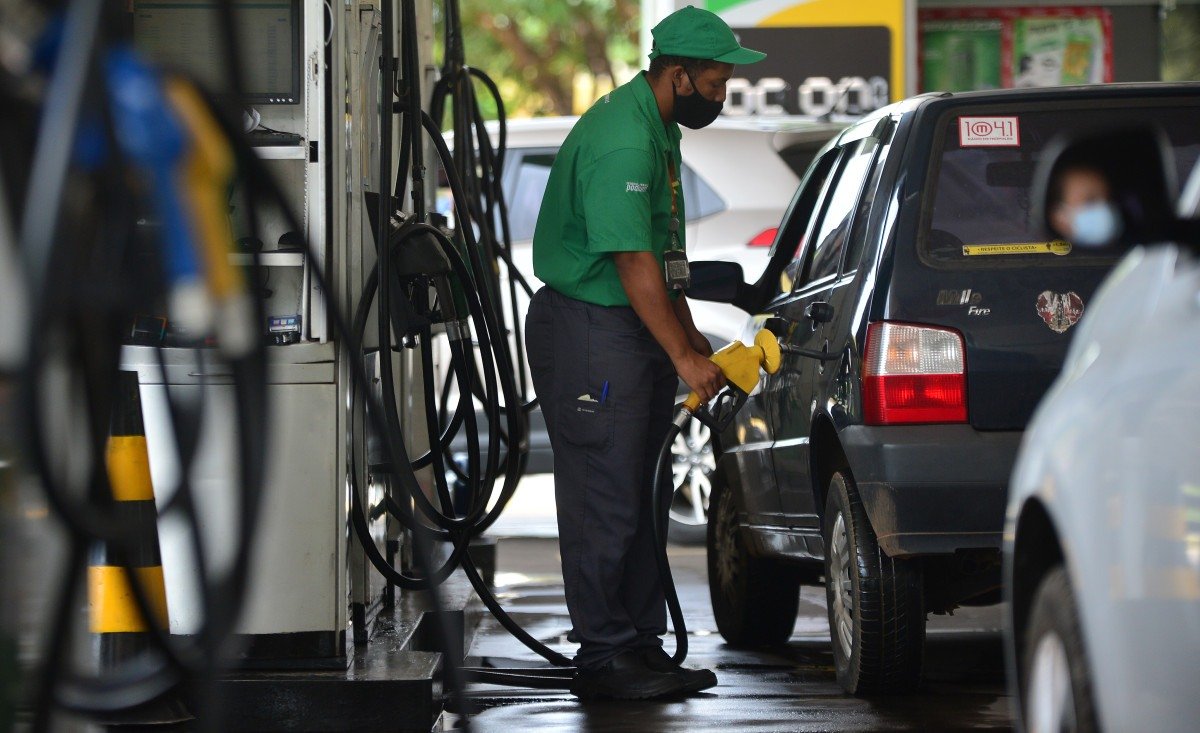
[13,9,275,727]
[7,0,786,724]
[343,0,572,685]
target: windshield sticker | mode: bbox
[962,241,1072,256]
[1036,291,1084,334]
[959,116,1021,147]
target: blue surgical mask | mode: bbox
[1071,201,1123,247]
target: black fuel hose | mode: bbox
[336,0,583,689]
[458,411,697,687]
[651,412,693,666]
[344,0,707,693]
[14,0,279,720]
[21,47,271,733]
[465,670,576,690]
[341,0,569,708]
[343,112,572,668]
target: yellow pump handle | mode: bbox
[682,329,782,413]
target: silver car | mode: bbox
[1005,127,1200,732]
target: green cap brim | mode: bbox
[713,46,766,64]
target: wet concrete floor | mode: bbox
[448,537,1013,732]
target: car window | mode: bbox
[796,137,877,288]
[777,149,839,293]
[923,103,1200,268]
[680,164,726,221]
[504,151,557,241]
[500,149,724,239]
[841,127,893,275]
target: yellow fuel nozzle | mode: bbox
[682,329,782,413]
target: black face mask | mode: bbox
[672,71,723,130]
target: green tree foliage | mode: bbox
[437,0,641,118]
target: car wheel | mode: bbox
[1022,566,1097,733]
[707,471,800,646]
[668,335,723,544]
[668,416,714,545]
[823,470,925,695]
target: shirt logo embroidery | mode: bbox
[626,182,649,193]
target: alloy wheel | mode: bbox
[829,511,855,662]
[714,487,740,594]
[669,418,715,526]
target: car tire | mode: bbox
[1022,566,1098,733]
[823,470,925,695]
[707,471,800,646]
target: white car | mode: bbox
[461,116,843,540]
[1005,128,1200,732]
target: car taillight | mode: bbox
[862,322,967,425]
[747,227,777,247]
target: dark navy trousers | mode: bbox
[525,286,677,670]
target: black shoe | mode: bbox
[639,646,718,694]
[569,650,693,701]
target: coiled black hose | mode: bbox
[339,0,586,692]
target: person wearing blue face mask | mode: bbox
[1050,164,1124,247]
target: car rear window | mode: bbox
[921,102,1200,268]
[680,165,726,220]
[506,151,557,241]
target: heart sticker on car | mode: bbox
[1036,291,1085,334]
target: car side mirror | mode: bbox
[687,261,773,315]
[686,261,746,304]
[1035,126,1179,249]
[686,259,768,314]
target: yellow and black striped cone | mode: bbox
[87,370,190,724]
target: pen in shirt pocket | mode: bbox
[600,380,610,404]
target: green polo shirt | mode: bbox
[532,72,686,307]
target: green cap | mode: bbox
[648,5,766,65]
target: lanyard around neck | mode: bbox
[665,152,678,219]
[665,151,681,250]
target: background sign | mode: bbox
[722,26,892,118]
[920,7,1113,92]
[674,0,908,120]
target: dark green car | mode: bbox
[690,83,1200,695]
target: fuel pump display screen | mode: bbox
[133,0,302,104]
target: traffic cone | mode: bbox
[87,370,191,724]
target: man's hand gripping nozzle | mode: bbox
[676,329,783,431]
